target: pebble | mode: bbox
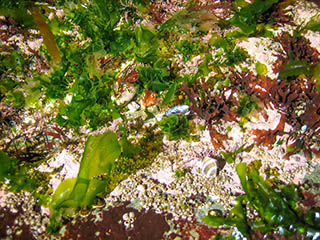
[127,101,140,112]
[129,211,135,218]
[122,213,129,221]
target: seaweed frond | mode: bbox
[180,78,237,149]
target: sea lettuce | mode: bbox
[229,0,278,35]
[49,131,121,232]
[0,151,41,193]
[134,25,159,63]
[136,58,171,93]
[158,114,190,141]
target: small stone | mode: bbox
[124,220,130,227]
[37,225,46,233]
[6,228,12,235]
[93,198,105,208]
[11,208,18,214]
[79,208,90,217]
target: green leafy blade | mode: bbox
[49,131,121,232]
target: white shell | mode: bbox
[122,213,129,221]
[201,157,218,178]
[124,220,130,227]
[301,125,308,132]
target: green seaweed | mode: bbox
[108,124,163,191]
[0,0,35,27]
[0,151,50,195]
[278,60,320,81]
[197,53,213,76]
[0,151,12,182]
[229,0,278,35]
[209,34,248,67]
[134,25,159,63]
[48,131,121,232]
[203,162,320,238]
[54,72,116,131]
[221,144,253,164]
[158,114,191,141]
[6,90,25,108]
[236,94,257,118]
[174,168,190,178]
[304,14,320,32]
[159,8,218,34]
[255,62,268,75]
[296,14,320,35]
[161,81,178,107]
[225,47,249,66]
[136,58,172,93]
[175,39,203,63]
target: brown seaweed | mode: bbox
[261,1,296,27]
[252,114,286,148]
[30,7,61,66]
[273,32,320,74]
[261,77,320,158]
[208,125,229,150]
[229,65,320,159]
[228,69,274,108]
[300,94,320,130]
[283,94,320,159]
[180,79,237,149]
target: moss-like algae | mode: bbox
[107,125,163,192]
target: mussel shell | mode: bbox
[165,105,190,116]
